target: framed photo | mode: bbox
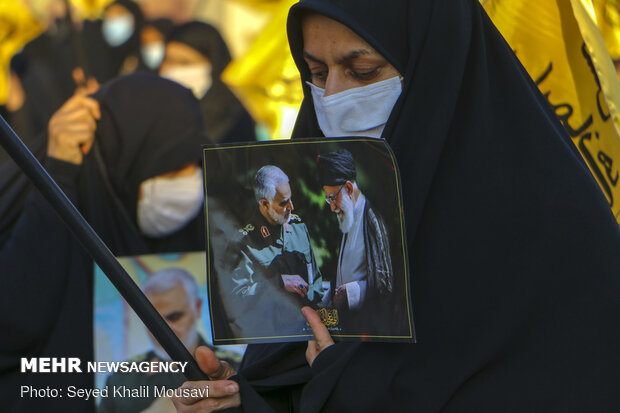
[203,138,415,344]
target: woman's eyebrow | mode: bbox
[303,51,324,64]
[336,48,373,64]
[303,48,375,65]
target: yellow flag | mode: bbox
[69,0,114,20]
[222,0,303,140]
[592,0,620,59]
[485,0,620,222]
[0,0,43,105]
[232,0,287,12]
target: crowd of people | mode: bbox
[0,0,256,155]
[1,0,619,412]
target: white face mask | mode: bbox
[160,63,213,99]
[307,76,402,139]
[137,167,204,238]
[141,42,165,70]
[102,14,135,47]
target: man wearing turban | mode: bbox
[318,149,394,334]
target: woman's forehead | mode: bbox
[288,1,410,75]
[301,13,378,58]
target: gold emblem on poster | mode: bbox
[318,308,339,327]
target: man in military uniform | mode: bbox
[98,268,241,413]
[220,165,322,340]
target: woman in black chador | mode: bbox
[173,0,620,412]
[161,22,257,145]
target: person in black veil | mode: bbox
[0,73,210,412]
[139,18,175,73]
[160,21,257,144]
[83,0,146,83]
[172,0,620,412]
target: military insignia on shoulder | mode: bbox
[289,213,302,223]
[239,224,255,236]
[317,308,339,328]
[260,225,270,238]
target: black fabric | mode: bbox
[316,149,356,186]
[167,21,257,144]
[0,133,46,247]
[0,158,94,413]
[2,53,61,149]
[18,30,78,107]
[0,50,69,241]
[0,73,209,412]
[232,0,620,412]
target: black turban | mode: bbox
[317,149,357,186]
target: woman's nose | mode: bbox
[323,72,348,97]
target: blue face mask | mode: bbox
[102,14,134,47]
[141,42,165,70]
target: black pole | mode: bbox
[0,116,208,381]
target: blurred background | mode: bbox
[1,1,620,220]
[0,0,302,144]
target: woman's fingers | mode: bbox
[302,306,335,366]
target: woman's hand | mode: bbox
[47,92,100,165]
[302,306,335,366]
[171,346,241,412]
